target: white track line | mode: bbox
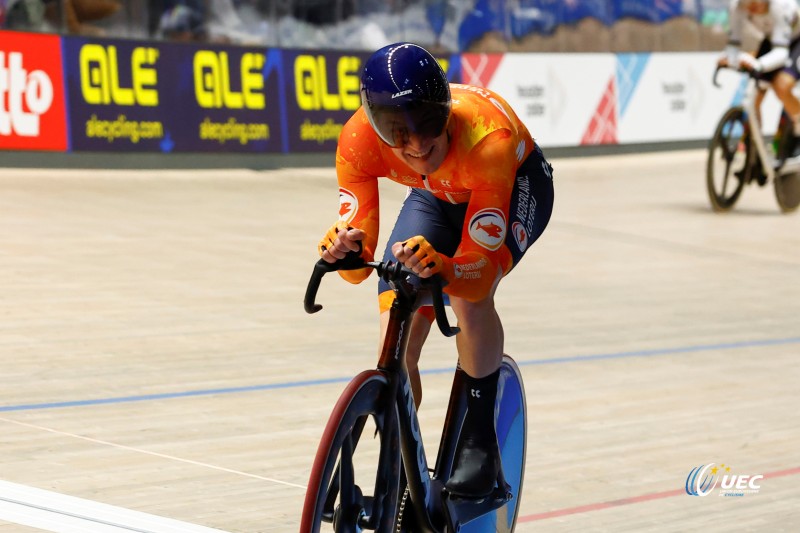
[0,480,230,533]
[0,417,306,489]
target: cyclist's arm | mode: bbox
[758,1,797,71]
[441,129,516,302]
[331,115,383,284]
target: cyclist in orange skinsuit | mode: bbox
[319,43,554,498]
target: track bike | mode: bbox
[299,255,527,533]
[706,65,800,213]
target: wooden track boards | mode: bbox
[1,150,798,531]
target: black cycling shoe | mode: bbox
[445,436,501,499]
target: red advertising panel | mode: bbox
[0,31,68,151]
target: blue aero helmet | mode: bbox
[360,42,451,148]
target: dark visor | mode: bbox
[365,100,450,148]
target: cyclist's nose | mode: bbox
[405,132,434,152]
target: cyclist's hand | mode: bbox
[737,52,761,74]
[319,221,366,263]
[392,236,446,279]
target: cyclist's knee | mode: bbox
[773,75,797,101]
[450,295,496,326]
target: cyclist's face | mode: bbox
[390,125,450,175]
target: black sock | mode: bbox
[462,369,500,442]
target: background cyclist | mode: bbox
[318,42,553,499]
[719,0,800,159]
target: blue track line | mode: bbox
[2,336,798,413]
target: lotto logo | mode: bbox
[0,31,67,151]
[0,51,54,137]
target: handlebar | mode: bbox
[303,253,460,338]
[713,63,757,88]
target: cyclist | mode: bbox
[318,42,553,499]
[718,0,800,156]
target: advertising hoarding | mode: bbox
[0,31,68,151]
[62,37,284,153]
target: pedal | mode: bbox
[442,483,512,530]
[445,483,511,504]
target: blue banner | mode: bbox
[63,37,284,153]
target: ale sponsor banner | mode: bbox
[62,37,283,153]
[281,49,459,153]
[0,31,68,151]
[282,48,369,153]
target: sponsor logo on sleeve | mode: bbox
[338,187,358,223]
[468,208,506,251]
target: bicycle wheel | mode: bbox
[771,116,800,213]
[706,107,749,212]
[459,355,527,533]
[300,370,401,533]
[774,172,800,213]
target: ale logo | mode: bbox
[685,463,763,497]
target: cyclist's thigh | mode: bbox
[505,144,554,270]
[783,36,800,79]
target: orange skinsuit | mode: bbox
[334,84,535,312]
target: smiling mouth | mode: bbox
[407,145,434,160]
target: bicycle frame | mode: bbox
[379,278,440,532]
[303,258,511,532]
[717,67,800,181]
[373,278,512,532]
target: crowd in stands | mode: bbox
[0,0,730,53]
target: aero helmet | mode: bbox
[360,42,451,147]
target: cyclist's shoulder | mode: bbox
[448,84,533,165]
[338,108,379,157]
[336,108,387,176]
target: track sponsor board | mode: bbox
[3,33,782,154]
[280,50,457,153]
[281,49,369,153]
[62,37,283,152]
[0,31,68,151]
[463,51,784,148]
[615,52,782,142]
[461,52,617,147]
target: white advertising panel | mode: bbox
[616,52,781,143]
[462,51,784,148]
[461,53,617,148]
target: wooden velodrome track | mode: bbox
[1,149,798,533]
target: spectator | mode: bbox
[157,0,207,41]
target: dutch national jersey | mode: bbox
[334,84,535,304]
